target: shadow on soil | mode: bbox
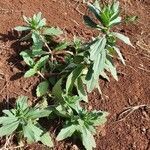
[0,30,31,81]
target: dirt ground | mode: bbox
[0,0,150,150]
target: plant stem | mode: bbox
[40,35,54,62]
[38,71,46,79]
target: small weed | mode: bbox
[0,96,53,147]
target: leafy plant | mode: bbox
[83,0,133,92]
[13,1,133,149]
[0,96,53,147]
[54,94,108,150]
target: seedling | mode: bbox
[0,96,53,147]
[54,94,108,150]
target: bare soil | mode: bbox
[0,0,150,150]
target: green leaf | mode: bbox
[32,32,43,47]
[113,46,125,65]
[112,1,120,13]
[113,32,133,47]
[99,11,110,27]
[55,41,68,51]
[24,68,37,78]
[52,78,63,101]
[23,123,36,143]
[23,122,43,143]
[93,49,106,79]
[34,55,49,70]
[66,65,84,94]
[105,57,118,81]
[62,95,82,113]
[37,18,46,28]
[20,51,34,67]
[81,128,96,150]
[94,0,101,10]
[36,12,42,23]
[40,132,53,147]
[27,108,52,120]
[14,26,31,31]
[88,3,101,22]
[0,120,19,137]
[89,37,106,61]
[85,65,98,92]
[75,77,88,102]
[0,116,18,125]
[30,123,43,141]
[36,81,49,97]
[2,110,14,117]
[16,96,28,111]
[83,16,98,28]
[109,16,121,27]
[93,111,109,126]
[43,27,63,36]
[56,125,76,141]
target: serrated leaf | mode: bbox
[113,46,125,65]
[24,68,37,78]
[30,123,43,141]
[23,123,35,143]
[0,120,19,137]
[81,128,96,150]
[113,32,133,47]
[14,26,31,31]
[40,132,53,147]
[36,81,49,97]
[43,27,63,36]
[56,125,76,141]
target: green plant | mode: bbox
[51,81,108,150]
[53,94,108,150]
[0,96,53,147]
[83,0,133,91]
[13,0,133,149]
